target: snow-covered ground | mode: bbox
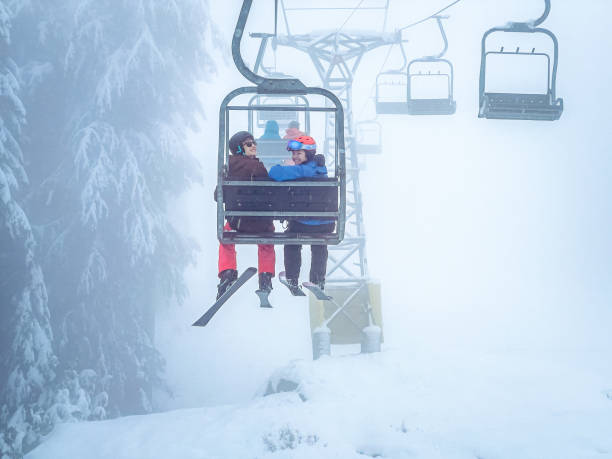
[26,2,612,458]
[28,347,612,459]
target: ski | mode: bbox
[192,267,257,327]
[302,282,332,301]
[255,289,273,308]
[278,271,306,297]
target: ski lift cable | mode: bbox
[397,0,462,32]
[383,0,390,33]
[280,0,291,36]
[280,0,391,36]
[337,0,367,35]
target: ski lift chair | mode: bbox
[478,1,563,120]
[375,70,410,115]
[354,120,382,155]
[406,58,456,115]
[405,16,456,115]
[249,94,310,130]
[217,0,346,246]
[218,88,346,246]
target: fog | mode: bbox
[157,0,612,410]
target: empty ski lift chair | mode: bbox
[406,16,456,115]
[375,71,410,114]
[248,94,310,168]
[217,0,346,246]
[478,0,563,121]
[354,120,382,155]
[251,94,309,130]
[375,41,410,115]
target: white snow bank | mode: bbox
[28,348,612,459]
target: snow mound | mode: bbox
[27,349,612,459]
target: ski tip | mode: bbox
[303,282,332,301]
[255,290,273,308]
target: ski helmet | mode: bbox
[286,135,317,160]
[229,131,254,155]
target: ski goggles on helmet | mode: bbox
[286,139,316,151]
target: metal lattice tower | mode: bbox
[275,29,401,302]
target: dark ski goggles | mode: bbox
[243,140,257,147]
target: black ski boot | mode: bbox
[216,269,238,300]
[258,272,273,293]
[312,280,325,292]
[286,277,305,297]
[256,272,273,308]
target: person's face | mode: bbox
[291,149,307,165]
[242,139,257,157]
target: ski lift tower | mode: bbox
[274,1,403,356]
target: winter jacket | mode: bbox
[223,154,274,232]
[268,160,334,226]
[228,154,268,180]
[283,127,306,140]
[259,120,281,140]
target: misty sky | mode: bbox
[159,0,612,409]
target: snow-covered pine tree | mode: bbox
[0,3,57,457]
[12,0,218,419]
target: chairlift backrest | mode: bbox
[256,139,288,168]
[248,94,311,131]
[407,58,454,99]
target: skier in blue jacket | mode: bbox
[269,136,335,295]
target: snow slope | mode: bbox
[27,348,612,459]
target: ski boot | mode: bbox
[216,269,238,300]
[279,271,306,297]
[312,280,325,292]
[285,277,306,297]
[256,272,273,308]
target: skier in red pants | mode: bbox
[217,131,275,299]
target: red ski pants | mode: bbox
[218,222,275,275]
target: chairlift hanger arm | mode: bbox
[502,0,551,31]
[382,39,408,74]
[523,0,550,28]
[536,0,552,26]
[233,0,306,92]
[398,0,461,32]
[422,16,449,60]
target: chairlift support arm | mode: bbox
[233,0,306,93]
[424,16,449,60]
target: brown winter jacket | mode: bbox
[224,154,274,233]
